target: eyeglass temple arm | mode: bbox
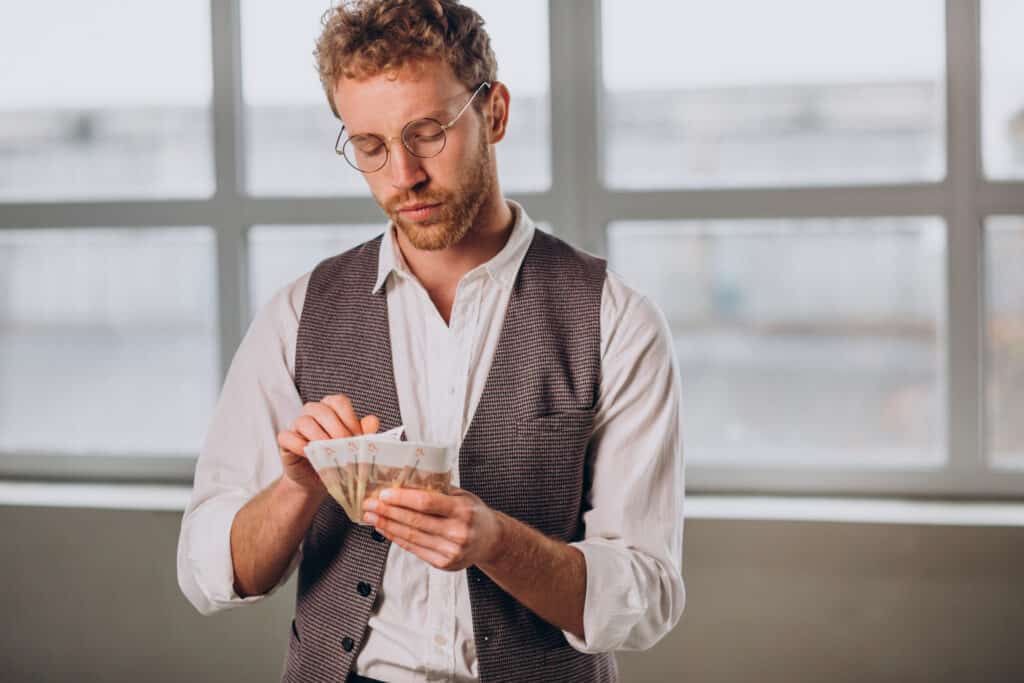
[334,124,347,154]
[441,81,491,131]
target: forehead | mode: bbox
[333,60,466,134]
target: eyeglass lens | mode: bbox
[341,118,447,173]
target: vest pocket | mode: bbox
[517,408,596,433]
[511,409,595,537]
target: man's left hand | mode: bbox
[362,487,504,571]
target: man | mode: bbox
[177,1,684,681]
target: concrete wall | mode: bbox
[1,505,1022,683]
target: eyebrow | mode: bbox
[347,107,454,138]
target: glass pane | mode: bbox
[982,0,1024,179]
[0,228,218,454]
[241,0,549,196]
[986,217,1024,465]
[602,0,945,189]
[248,225,384,318]
[608,218,946,466]
[0,1,213,200]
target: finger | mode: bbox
[371,501,451,537]
[322,394,363,436]
[361,414,380,435]
[292,414,331,442]
[378,488,456,516]
[381,529,453,569]
[372,517,461,561]
[277,430,309,458]
[302,402,350,439]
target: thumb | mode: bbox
[361,414,380,435]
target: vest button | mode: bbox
[341,636,355,652]
[357,581,372,597]
[371,530,385,542]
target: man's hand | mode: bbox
[365,485,588,639]
[232,394,380,598]
[363,488,505,571]
[276,393,379,496]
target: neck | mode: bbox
[393,190,515,295]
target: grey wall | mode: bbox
[1,505,1022,683]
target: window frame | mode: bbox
[0,0,1022,498]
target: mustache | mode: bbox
[384,189,449,215]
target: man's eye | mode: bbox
[352,137,384,155]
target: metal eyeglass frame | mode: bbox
[334,81,492,173]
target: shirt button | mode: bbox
[371,530,385,542]
[434,634,447,646]
[341,636,354,652]
[357,581,372,597]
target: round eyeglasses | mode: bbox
[335,81,491,174]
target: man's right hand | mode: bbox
[276,394,380,496]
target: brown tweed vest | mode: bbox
[284,228,618,683]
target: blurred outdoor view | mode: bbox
[609,218,947,467]
[0,1,1021,464]
[986,218,1024,467]
[0,228,218,454]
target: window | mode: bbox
[601,0,946,189]
[1,1,1021,497]
[986,217,1024,466]
[981,0,1024,180]
[0,228,218,455]
[0,0,214,200]
[609,218,946,467]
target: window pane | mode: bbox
[241,0,549,196]
[608,218,946,466]
[982,1,1024,179]
[248,225,384,318]
[601,0,945,189]
[0,1,213,200]
[986,217,1024,465]
[0,228,218,454]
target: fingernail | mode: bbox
[363,499,378,511]
[363,511,378,523]
[379,489,393,501]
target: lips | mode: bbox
[396,202,442,221]
[397,202,441,212]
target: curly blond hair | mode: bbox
[314,0,498,119]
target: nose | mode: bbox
[388,143,427,190]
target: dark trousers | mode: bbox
[347,672,388,683]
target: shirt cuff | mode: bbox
[180,491,272,612]
[562,538,648,654]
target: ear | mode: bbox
[484,81,510,144]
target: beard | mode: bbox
[381,129,492,251]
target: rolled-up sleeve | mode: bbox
[176,275,310,615]
[563,273,685,653]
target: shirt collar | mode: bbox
[372,221,403,295]
[371,199,535,295]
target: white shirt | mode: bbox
[177,201,685,682]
